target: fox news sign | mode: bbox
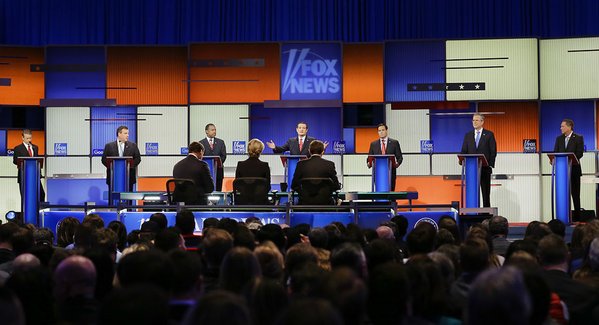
[281,43,342,100]
[54,143,67,156]
[233,141,246,154]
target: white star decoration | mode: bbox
[475,84,480,89]
[459,84,464,89]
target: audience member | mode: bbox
[53,255,98,324]
[107,220,128,252]
[219,246,262,294]
[56,217,80,248]
[201,228,234,293]
[489,215,510,256]
[254,241,285,283]
[183,290,251,325]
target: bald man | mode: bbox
[54,255,98,323]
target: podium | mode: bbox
[17,157,44,225]
[203,156,222,188]
[549,152,579,224]
[458,154,488,208]
[105,156,134,204]
[368,154,397,192]
[281,155,307,187]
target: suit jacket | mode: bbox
[235,157,271,190]
[291,155,340,192]
[461,129,497,168]
[13,143,40,183]
[101,141,142,186]
[172,155,215,205]
[554,132,584,176]
[200,137,227,166]
[542,269,599,325]
[273,136,315,156]
[367,138,403,167]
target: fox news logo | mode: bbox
[54,143,67,156]
[146,142,159,156]
[523,139,536,153]
[420,140,434,153]
[281,44,341,100]
[333,141,346,154]
[233,141,246,154]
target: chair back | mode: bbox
[233,177,270,205]
[298,177,336,205]
[166,178,200,205]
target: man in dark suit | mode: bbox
[172,142,214,205]
[234,138,271,204]
[266,121,327,156]
[460,113,497,207]
[199,123,226,191]
[101,126,142,192]
[553,118,584,220]
[13,129,45,201]
[291,140,340,205]
[367,123,403,191]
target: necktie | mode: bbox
[381,139,386,153]
[475,131,481,148]
[565,136,570,148]
[299,138,303,152]
[210,138,214,150]
[118,142,124,157]
[27,145,33,157]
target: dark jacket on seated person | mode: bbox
[172,155,214,205]
[291,155,340,205]
[234,157,271,205]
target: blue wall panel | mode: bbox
[249,105,342,154]
[45,46,106,99]
[343,128,355,153]
[90,106,137,155]
[385,40,446,102]
[540,101,595,152]
[430,105,476,153]
[0,130,6,155]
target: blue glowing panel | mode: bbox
[385,41,446,102]
[281,43,342,100]
[249,104,342,154]
[343,128,355,153]
[90,106,137,155]
[46,178,109,205]
[45,46,106,99]
[430,105,476,153]
[0,130,6,156]
[540,101,595,152]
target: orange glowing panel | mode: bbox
[479,102,539,152]
[189,43,280,103]
[343,44,384,103]
[395,176,461,211]
[0,47,44,105]
[354,128,380,153]
[7,130,45,155]
[107,46,187,105]
[136,177,171,192]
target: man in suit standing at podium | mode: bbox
[554,118,584,220]
[367,123,403,191]
[101,126,141,192]
[461,113,497,208]
[13,129,45,201]
[267,122,327,157]
[200,124,226,191]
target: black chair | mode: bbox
[297,177,338,205]
[232,177,271,205]
[166,178,203,205]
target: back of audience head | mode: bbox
[96,228,118,260]
[468,266,532,325]
[288,262,325,298]
[169,250,203,299]
[438,215,461,243]
[154,227,184,252]
[254,241,285,282]
[0,287,25,325]
[83,248,114,300]
[219,247,261,294]
[245,278,288,325]
[33,227,53,247]
[308,227,329,249]
[276,298,343,325]
[233,224,256,251]
[537,234,568,269]
[330,242,368,280]
[407,222,437,255]
[436,243,461,275]
[202,228,234,269]
[11,227,34,256]
[73,224,98,251]
[406,255,448,320]
[505,239,538,261]
[82,213,104,229]
[524,221,552,242]
[367,262,410,324]
[390,214,409,240]
[364,238,401,272]
[285,243,319,279]
[435,228,457,248]
[116,250,174,292]
[217,217,239,235]
[12,253,40,273]
[488,215,509,237]
[5,266,54,325]
[53,255,96,302]
[107,220,128,252]
[0,222,20,246]
[182,290,251,325]
[99,285,169,325]
[547,219,566,238]
[126,229,141,247]
[589,237,599,272]
[428,251,456,288]
[202,217,219,235]
[149,212,168,230]
[175,210,196,235]
[319,267,367,325]
[256,224,286,253]
[375,225,395,240]
[460,237,490,273]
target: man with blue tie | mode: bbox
[553,119,584,220]
[461,113,497,207]
[101,126,142,192]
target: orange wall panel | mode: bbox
[136,177,171,192]
[479,102,539,152]
[343,44,384,103]
[354,128,379,153]
[189,43,280,103]
[7,130,45,155]
[395,176,461,211]
[0,47,44,105]
[107,47,188,105]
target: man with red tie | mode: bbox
[267,122,327,157]
[200,123,227,191]
[367,123,403,191]
[13,129,45,201]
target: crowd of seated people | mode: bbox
[1,212,599,324]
